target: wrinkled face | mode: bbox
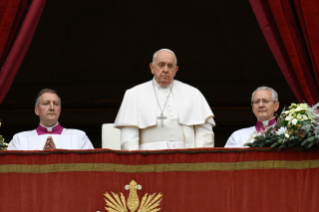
[35,93,61,127]
[252,90,279,121]
[150,51,179,87]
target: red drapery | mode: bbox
[249,0,319,105]
[1,148,319,211]
[0,0,46,104]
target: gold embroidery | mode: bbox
[104,180,162,212]
[126,180,140,212]
[104,192,128,212]
[1,160,319,173]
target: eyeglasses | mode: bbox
[251,99,276,105]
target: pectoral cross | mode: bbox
[157,113,167,127]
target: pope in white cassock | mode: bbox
[225,86,280,148]
[114,49,216,150]
[8,89,94,150]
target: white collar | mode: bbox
[40,122,58,132]
[262,120,269,126]
[259,117,276,127]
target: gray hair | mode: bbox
[152,48,177,65]
[251,86,278,102]
[35,88,61,106]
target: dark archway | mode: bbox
[0,0,297,147]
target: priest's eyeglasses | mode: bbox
[251,99,276,105]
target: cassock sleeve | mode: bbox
[79,133,94,149]
[224,133,238,147]
[120,127,139,150]
[224,131,249,148]
[194,123,214,147]
[7,135,21,150]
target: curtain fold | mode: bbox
[0,0,20,60]
[249,0,319,105]
[0,0,29,65]
[0,0,46,104]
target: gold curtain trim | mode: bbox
[0,147,307,156]
[1,160,319,173]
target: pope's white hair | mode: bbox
[251,86,278,102]
[152,48,177,65]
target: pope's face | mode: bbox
[35,92,61,127]
[150,51,179,87]
[252,90,279,121]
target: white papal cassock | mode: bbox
[114,79,216,150]
[8,123,94,150]
[225,117,277,148]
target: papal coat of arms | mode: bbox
[104,180,163,212]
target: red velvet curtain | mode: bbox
[249,0,319,105]
[0,0,46,104]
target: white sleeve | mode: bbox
[120,127,140,150]
[79,133,94,149]
[194,123,214,147]
[225,132,247,148]
[224,133,237,147]
[225,128,251,148]
[7,135,21,150]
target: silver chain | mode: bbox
[152,80,174,116]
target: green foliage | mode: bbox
[0,121,9,150]
[248,103,319,150]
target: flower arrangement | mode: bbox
[245,103,319,149]
[0,120,9,150]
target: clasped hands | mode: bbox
[43,136,56,150]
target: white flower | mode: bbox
[285,114,294,121]
[295,103,308,112]
[296,113,308,121]
[283,103,313,125]
[276,127,287,135]
[292,118,298,125]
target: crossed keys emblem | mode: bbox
[104,180,163,212]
